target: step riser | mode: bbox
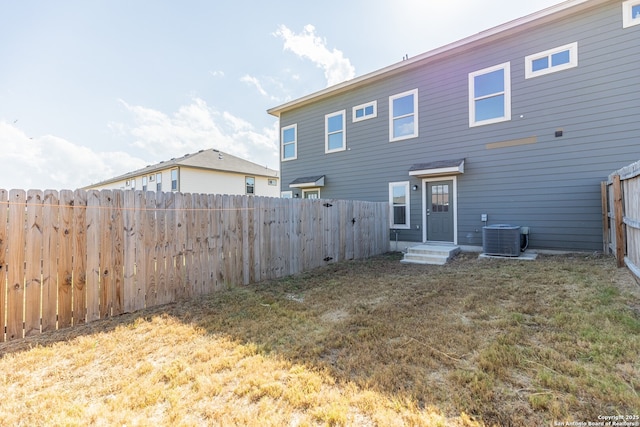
[407,249,459,256]
[401,245,461,265]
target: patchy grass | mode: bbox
[1,253,639,426]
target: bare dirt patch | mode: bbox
[1,252,639,426]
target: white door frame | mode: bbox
[421,175,458,244]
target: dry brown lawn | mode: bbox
[1,252,639,426]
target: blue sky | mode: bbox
[0,0,564,190]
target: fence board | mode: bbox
[112,190,124,315]
[0,190,388,341]
[6,190,26,340]
[41,191,59,332]
[133,191,146,310]
[155,192,167,305]
[99,190,114,318]
[174,193,186,300]
[123,190,136,313]
[85,191,101,322]
[25,190,43,336]
[144,192,157,307]
[0,190,9,342]
[71,190,88,327]
[164,192,175,304]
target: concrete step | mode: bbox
[401,244,460,265]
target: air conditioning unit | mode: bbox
[483,224,521,256]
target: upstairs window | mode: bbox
[245,176,255,195]
[469,62,511,127]
[281,124,297,161]
[525,42,578,79]
[352,100,377,122]
[142,176,148,192]
[389,181,410,229]
[389,89,418,141]
[623,0,640,28]
[325,110,346,153]
[171,169,178,191]
[268,179,278,186]
[156,173,162,191]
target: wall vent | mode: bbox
[482,224,521,256]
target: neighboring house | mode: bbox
[268,0,640,252]
[86,148,280,197]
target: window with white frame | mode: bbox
[281,191,293,198]
[281,124,297,161]
[469,62,511,127]
[268,179,277,186]
[171,169,178,191]
[245,176,255,195]
[352,100,377,122]
[525,42,578,79]
[623,0,640,28]
[325,110,346,153]
[303,188,320,199]
[389,181,410,229]
[389,89,418,142]
[142,176,148,191]
[156,173,162,191]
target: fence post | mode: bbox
[613,175,625,268]
[601,181,609,254]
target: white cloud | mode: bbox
[0,121,146,190]
[209,70,225,78]
[274,24,355,87]
[241,74,268,97]
[119,97,279,170]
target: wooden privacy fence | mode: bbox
[602,160,640,280]
[0,189,389,342]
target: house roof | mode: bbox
[267,0,602,118]
[409,159,465,177]
[289,175,325,188]
[86,148,279,188]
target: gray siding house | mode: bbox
[268,0,640,252]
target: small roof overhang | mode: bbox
[289,175,325,188]
[409,159,465,177]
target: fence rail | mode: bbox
[0,189,389,342]
[602,160,640,280]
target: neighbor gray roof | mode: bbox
[87,148,279,188]
[267,0,599,118]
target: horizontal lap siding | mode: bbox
[279,0,640,250]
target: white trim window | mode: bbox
[302,188,320,199]
[171,169,178,191]
[281,191,293,199]
[245,176,255,195]
[156,173,162,191]
[281,124,297,161]
[142,176,148,191]
[352,100,377,122]
[525,42,578,79]
[389,181,410,229]
[623,0,640,28]
[469,62,511,127]
[389,89,418,142]
[325,110,346,153]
